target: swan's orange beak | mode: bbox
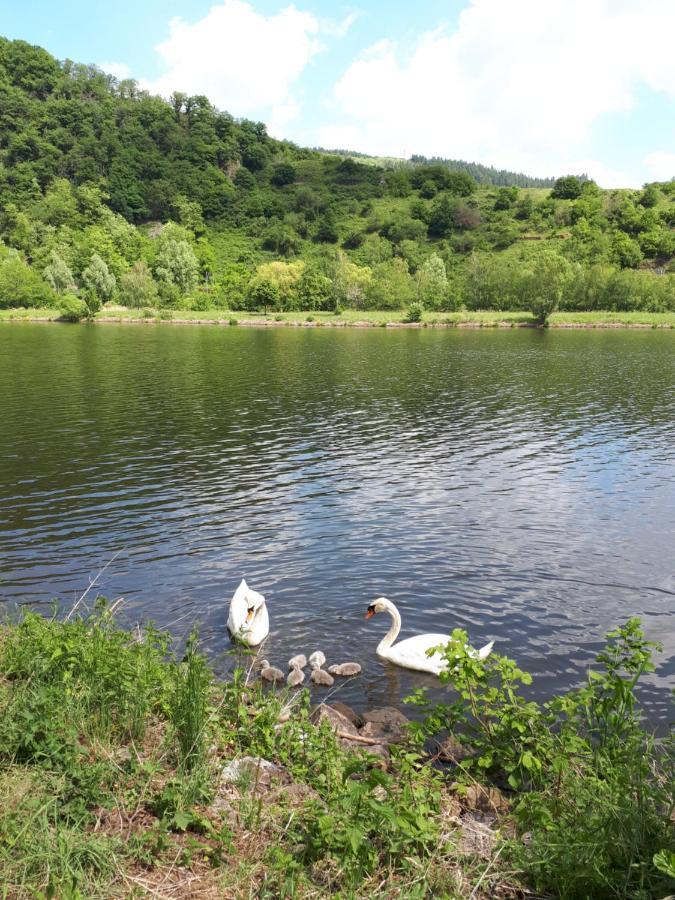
[246,607,255,623]
[365,607,375,619]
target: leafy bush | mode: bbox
[58,293,88,321]
[404,301,424,322]
[411,619,675,899]
[0,256,57,308]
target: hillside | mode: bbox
[315,148,559,187]
[0,36,674,319]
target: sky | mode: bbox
[2,0,675,187]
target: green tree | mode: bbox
[416,254,448,309]
[551,176,583,199]
[521,250,572,324]
[261,221,301,256]
[315,210,339,243]
[297,268,333,310]
[173,196,205,236]
[120,260,158,308]
[446,171,476,196]
[639,184,659,208]
[81,253,116,308]
[43,249,75,295]
[246,276,279,313]
[0,254,57,308]
[365,257,415,309]
[270,162,296,187]
[154,239,199,295]
[427,196,456,237]
[611,231,643,268]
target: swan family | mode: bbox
[227,579,494,679]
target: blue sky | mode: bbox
[3,0,675,186]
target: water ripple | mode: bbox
[0,325,673,721]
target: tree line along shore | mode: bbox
[1,38,675,328]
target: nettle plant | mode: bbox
[410,618,663,791]
[409,619,675,898]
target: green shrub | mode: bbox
[410,619,675,899]
[404,301,424,322]
[58,294,88,321]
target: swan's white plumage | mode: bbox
[367,598,493,676]
[227,579,269,646]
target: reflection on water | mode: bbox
[0,324,674,720]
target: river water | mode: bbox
[1,323,673,720]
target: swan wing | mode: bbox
[227,578,249,634]
[380,634,493,675]
[474,640,494,660]
[379,633,450,675]
[247,602,269,645]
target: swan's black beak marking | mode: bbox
[365,605,375,620]
[246,607,255,623]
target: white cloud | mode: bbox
[99,61,132,81]
[141,0,332,132]
[320,0,675,185]
[644,151,675,182]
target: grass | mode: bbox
[0,601,672,899]
[2,305,675,328]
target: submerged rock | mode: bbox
[359,720,407,744]
[362,707,410,728]
[329,701,364,728]
[310,703,360,737]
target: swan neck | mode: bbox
[377,601,401,654]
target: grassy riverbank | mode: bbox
[0,605,673,899]
[1,306,675,329]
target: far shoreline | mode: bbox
[1,308,675,330]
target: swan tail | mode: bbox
[477,640,494,660]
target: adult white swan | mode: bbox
[365,597,494,675]
[227,579,269,646]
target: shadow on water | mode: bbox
[0,324,673,722]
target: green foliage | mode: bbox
[416,253,448,309]
[0,608,671,899]
[246,275,279,312]
[0,36,672,318]
[404,301,424,322]
[366,257,415,309]
[81,253,116,304]
[43,250,75,295]
[0,253,57,308]
[521,249,572,324]
[169,633,211,776]
[58,294,88,321]
[270,161,296,187]
[411,619,675,899]
[120,260,158,308]
[551,176,583,199]
[153,235,199,296]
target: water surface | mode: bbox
[1,324,673,719]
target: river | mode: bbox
[1,323,673,720]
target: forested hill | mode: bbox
[0,36,293,222]
[315,149,560,188]
[409,156,564,189]
[1,35,674,319]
